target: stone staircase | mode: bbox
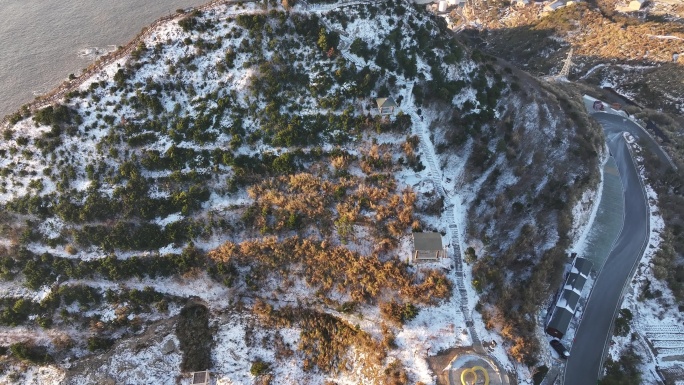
[404,83,480,349]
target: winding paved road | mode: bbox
[593,113,673,168]
[563,113,651,384]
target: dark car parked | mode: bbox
[550,339,570,359]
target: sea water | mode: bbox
[0,0,208,118]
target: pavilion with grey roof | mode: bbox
[411,232,446,263]
[376,96,397,115]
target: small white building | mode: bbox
[628,0,646,10]
[438,0,448,11]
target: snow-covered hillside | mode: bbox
[0,0,602,383]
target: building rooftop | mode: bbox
[573,257,593,277]
[413,232,443,251]
[559,289,580,311]
[191,371,210,385]
[565,272,587,293]
[547,306,574,336]
[376,97,398,108]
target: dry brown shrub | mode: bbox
[401,141,415,158]
[383,359,409,385]
[65,244,77,255]
[51,334,74,351]
[181,267,203,279]
[210,236,451,305]
[208,241,238,262]
[331,154,350,170]
[245,171,415,245]
[253,299,275,321]
[537,5,684,63]
[403,269,453,304]
[115,306,130,322]
[297,309,385,374]
[380,324,397,350]
[336,202,360,222]
[255,374,273,385]
[89,320,106,332]
[254,306,385,376]
[360,144,394,174]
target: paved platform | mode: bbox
[448,354,505,385]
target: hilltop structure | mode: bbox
[411,232,446,263]
[376,96,398,115]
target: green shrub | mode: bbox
[87,336,115,352]
[33,104,73,127]
[465,247,477,264]
[58,285,102,308]
[250,360,271,376]
[599,347,642,385]
[37,316,53,329]
[0,298,41,326]
[10,342,52,364]
[350,38,371,60]
[177,303,212,371]
[613,308,633,337]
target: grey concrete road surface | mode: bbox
[593,113,673,168]
[563,114,650,385]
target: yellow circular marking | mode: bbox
[460,365,489,385]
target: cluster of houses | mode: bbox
[419,0,645,17]
[416,0,465,12]
[416,0,581,12]
[545,257,593,339]
[514,0,644,11]
[509,0,578,12]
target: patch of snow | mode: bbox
[0,365,65,385]
[153,212,184,227]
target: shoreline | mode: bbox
[0,0,232,130]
